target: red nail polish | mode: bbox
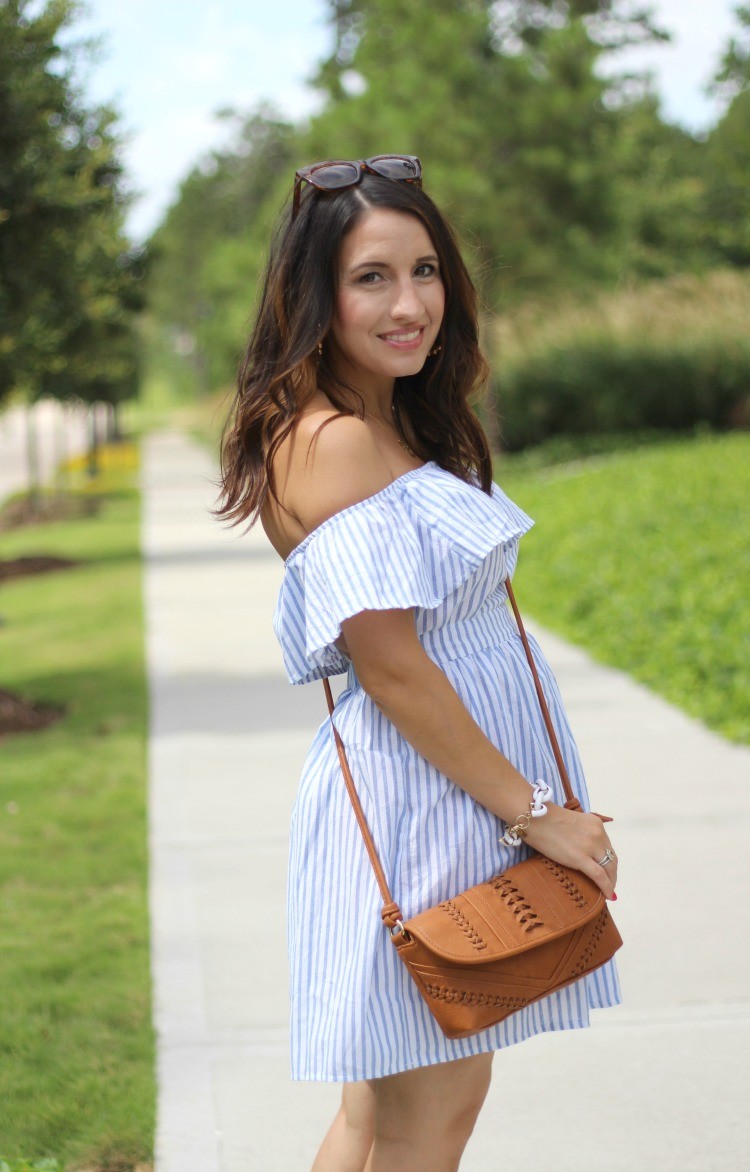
[610,892,618,901]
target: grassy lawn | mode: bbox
[0,459,154,1169]
[497,431,749,744]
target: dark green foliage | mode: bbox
[498,339,750,447]
[696,5,750,267]
[711,2,750,97]
[0,0,142,408]
[701,90,750,267]
[494,270,750,448]
[146,108,297,400]
[307,0,635,299]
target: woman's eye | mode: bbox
[358,271,383,285]
[415,263,438,278]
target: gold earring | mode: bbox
[317,340,323,358]
[429,341,442,357]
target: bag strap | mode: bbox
[322,576,581,925]
[322,676,403,926]
[503,578,579,810]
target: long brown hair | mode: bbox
[215,172,492,528]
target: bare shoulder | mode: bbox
[284,408,394,533]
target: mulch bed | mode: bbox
[0,552,78,733]
[0,555,80,583]
[0,688,65,735]
[0,494,91,733]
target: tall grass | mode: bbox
[494,270,750,448]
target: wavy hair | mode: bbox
[215,171,492,528]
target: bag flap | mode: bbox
[401,856,605,964]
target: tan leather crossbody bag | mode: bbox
[322,577,622,1040]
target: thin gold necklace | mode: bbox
[364,406,417,457]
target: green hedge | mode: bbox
[494,270,750,449]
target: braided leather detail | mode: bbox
[438,900,487,951]
[540,857,587,909]
[424,983,528,1010]
[489,874,544,932]
[571,908,609,977]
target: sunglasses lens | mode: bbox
[368,156,421,181]
[309,161,361,189]
[293,156,423,218]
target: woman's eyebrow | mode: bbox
[350,253,439,273]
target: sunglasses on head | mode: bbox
[292,154,423,218]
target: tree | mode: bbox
[711,2,750,97]
[146,0,750,411]
[701,5,750,266]
[0,0,142,418]
[305,0,670,305]
[145,107,296,398]
[606,96,710,279]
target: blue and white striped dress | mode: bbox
[274,460,621,1082]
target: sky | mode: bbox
[67,0,740,242]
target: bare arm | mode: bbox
[289,420,618,899]
[341,608,617,900]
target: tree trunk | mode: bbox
[53,399,69,492]
[106,400,122,442]
[87,401,100,478]
[25,401,42,512]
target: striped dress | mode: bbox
[274,460,621,1082]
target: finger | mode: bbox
[598,865,617,901]
[602,861,618,895]
[597,844,618,898]
[579,856,617,901]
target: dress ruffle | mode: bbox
[274,461,534,685]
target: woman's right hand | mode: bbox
[523,802,618,901]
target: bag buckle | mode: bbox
[390,919,411,940]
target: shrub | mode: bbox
[494,269,750,449]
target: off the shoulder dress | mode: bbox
[273,460,621,1082]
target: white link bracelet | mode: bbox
[500,779,554,847]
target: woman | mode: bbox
[216,155,621,1172]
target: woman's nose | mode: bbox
[391,279,423,319]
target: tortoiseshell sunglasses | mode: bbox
[292,155,422,218]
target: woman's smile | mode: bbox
[378,326,426,349]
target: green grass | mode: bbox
[0,1162,63,1172]
[496,431,750,744]
[0,479,154,1169]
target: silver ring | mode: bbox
[597,848,616,867]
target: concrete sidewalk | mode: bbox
[142,431,750,1172]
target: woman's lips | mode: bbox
[378,327,426,351]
